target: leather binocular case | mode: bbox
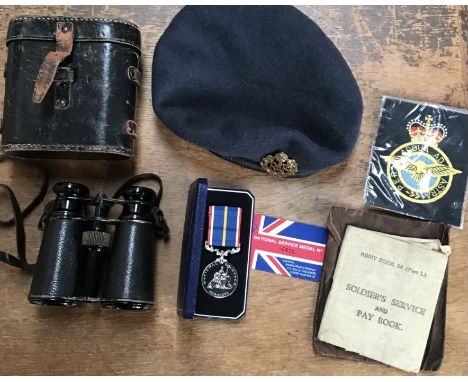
[1,16,141,159]
[28,180,168,310]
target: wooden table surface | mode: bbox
[0,5,467,376]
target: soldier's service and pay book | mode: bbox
[318,226,450,373]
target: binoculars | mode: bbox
[28,176,168,310]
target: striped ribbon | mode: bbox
[207,205,242,248]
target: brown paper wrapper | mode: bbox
[313,207,449,371]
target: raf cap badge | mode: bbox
[260,152,298,178]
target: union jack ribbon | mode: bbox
[207,206,242,248]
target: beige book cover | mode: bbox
[318,226,449,373]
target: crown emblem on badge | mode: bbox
[406,115,447,146]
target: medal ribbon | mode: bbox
[207,206,242,248]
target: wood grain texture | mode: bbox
[0,5,466,376]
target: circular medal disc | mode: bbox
[201,261,238,299]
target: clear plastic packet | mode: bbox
[364,96,468,228]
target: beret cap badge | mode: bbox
[260,152,298,178]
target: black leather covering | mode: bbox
[1,16,141,159]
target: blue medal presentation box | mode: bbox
[177,178,255,320]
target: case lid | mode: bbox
[7,16,141,52]
[177,178,208,319]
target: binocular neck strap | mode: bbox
[0,184,34,272]
[113,173,164,205]
[0,169,49,228]
[0,167,49,272]
[113,173,169,241]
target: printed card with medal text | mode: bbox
[250,214,327,281]
[365,96,468,227]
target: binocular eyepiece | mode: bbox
[28,177,168,310]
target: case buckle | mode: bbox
[53,67,74,109]
[32,21,74,104]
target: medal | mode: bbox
[201,206,242,299]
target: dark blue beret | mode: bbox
[152,6,363,178]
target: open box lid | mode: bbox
[177,178,208,319]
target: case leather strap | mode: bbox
[33,21,74,103]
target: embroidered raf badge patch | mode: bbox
[365,96,468,227]
[382,115,462,204]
